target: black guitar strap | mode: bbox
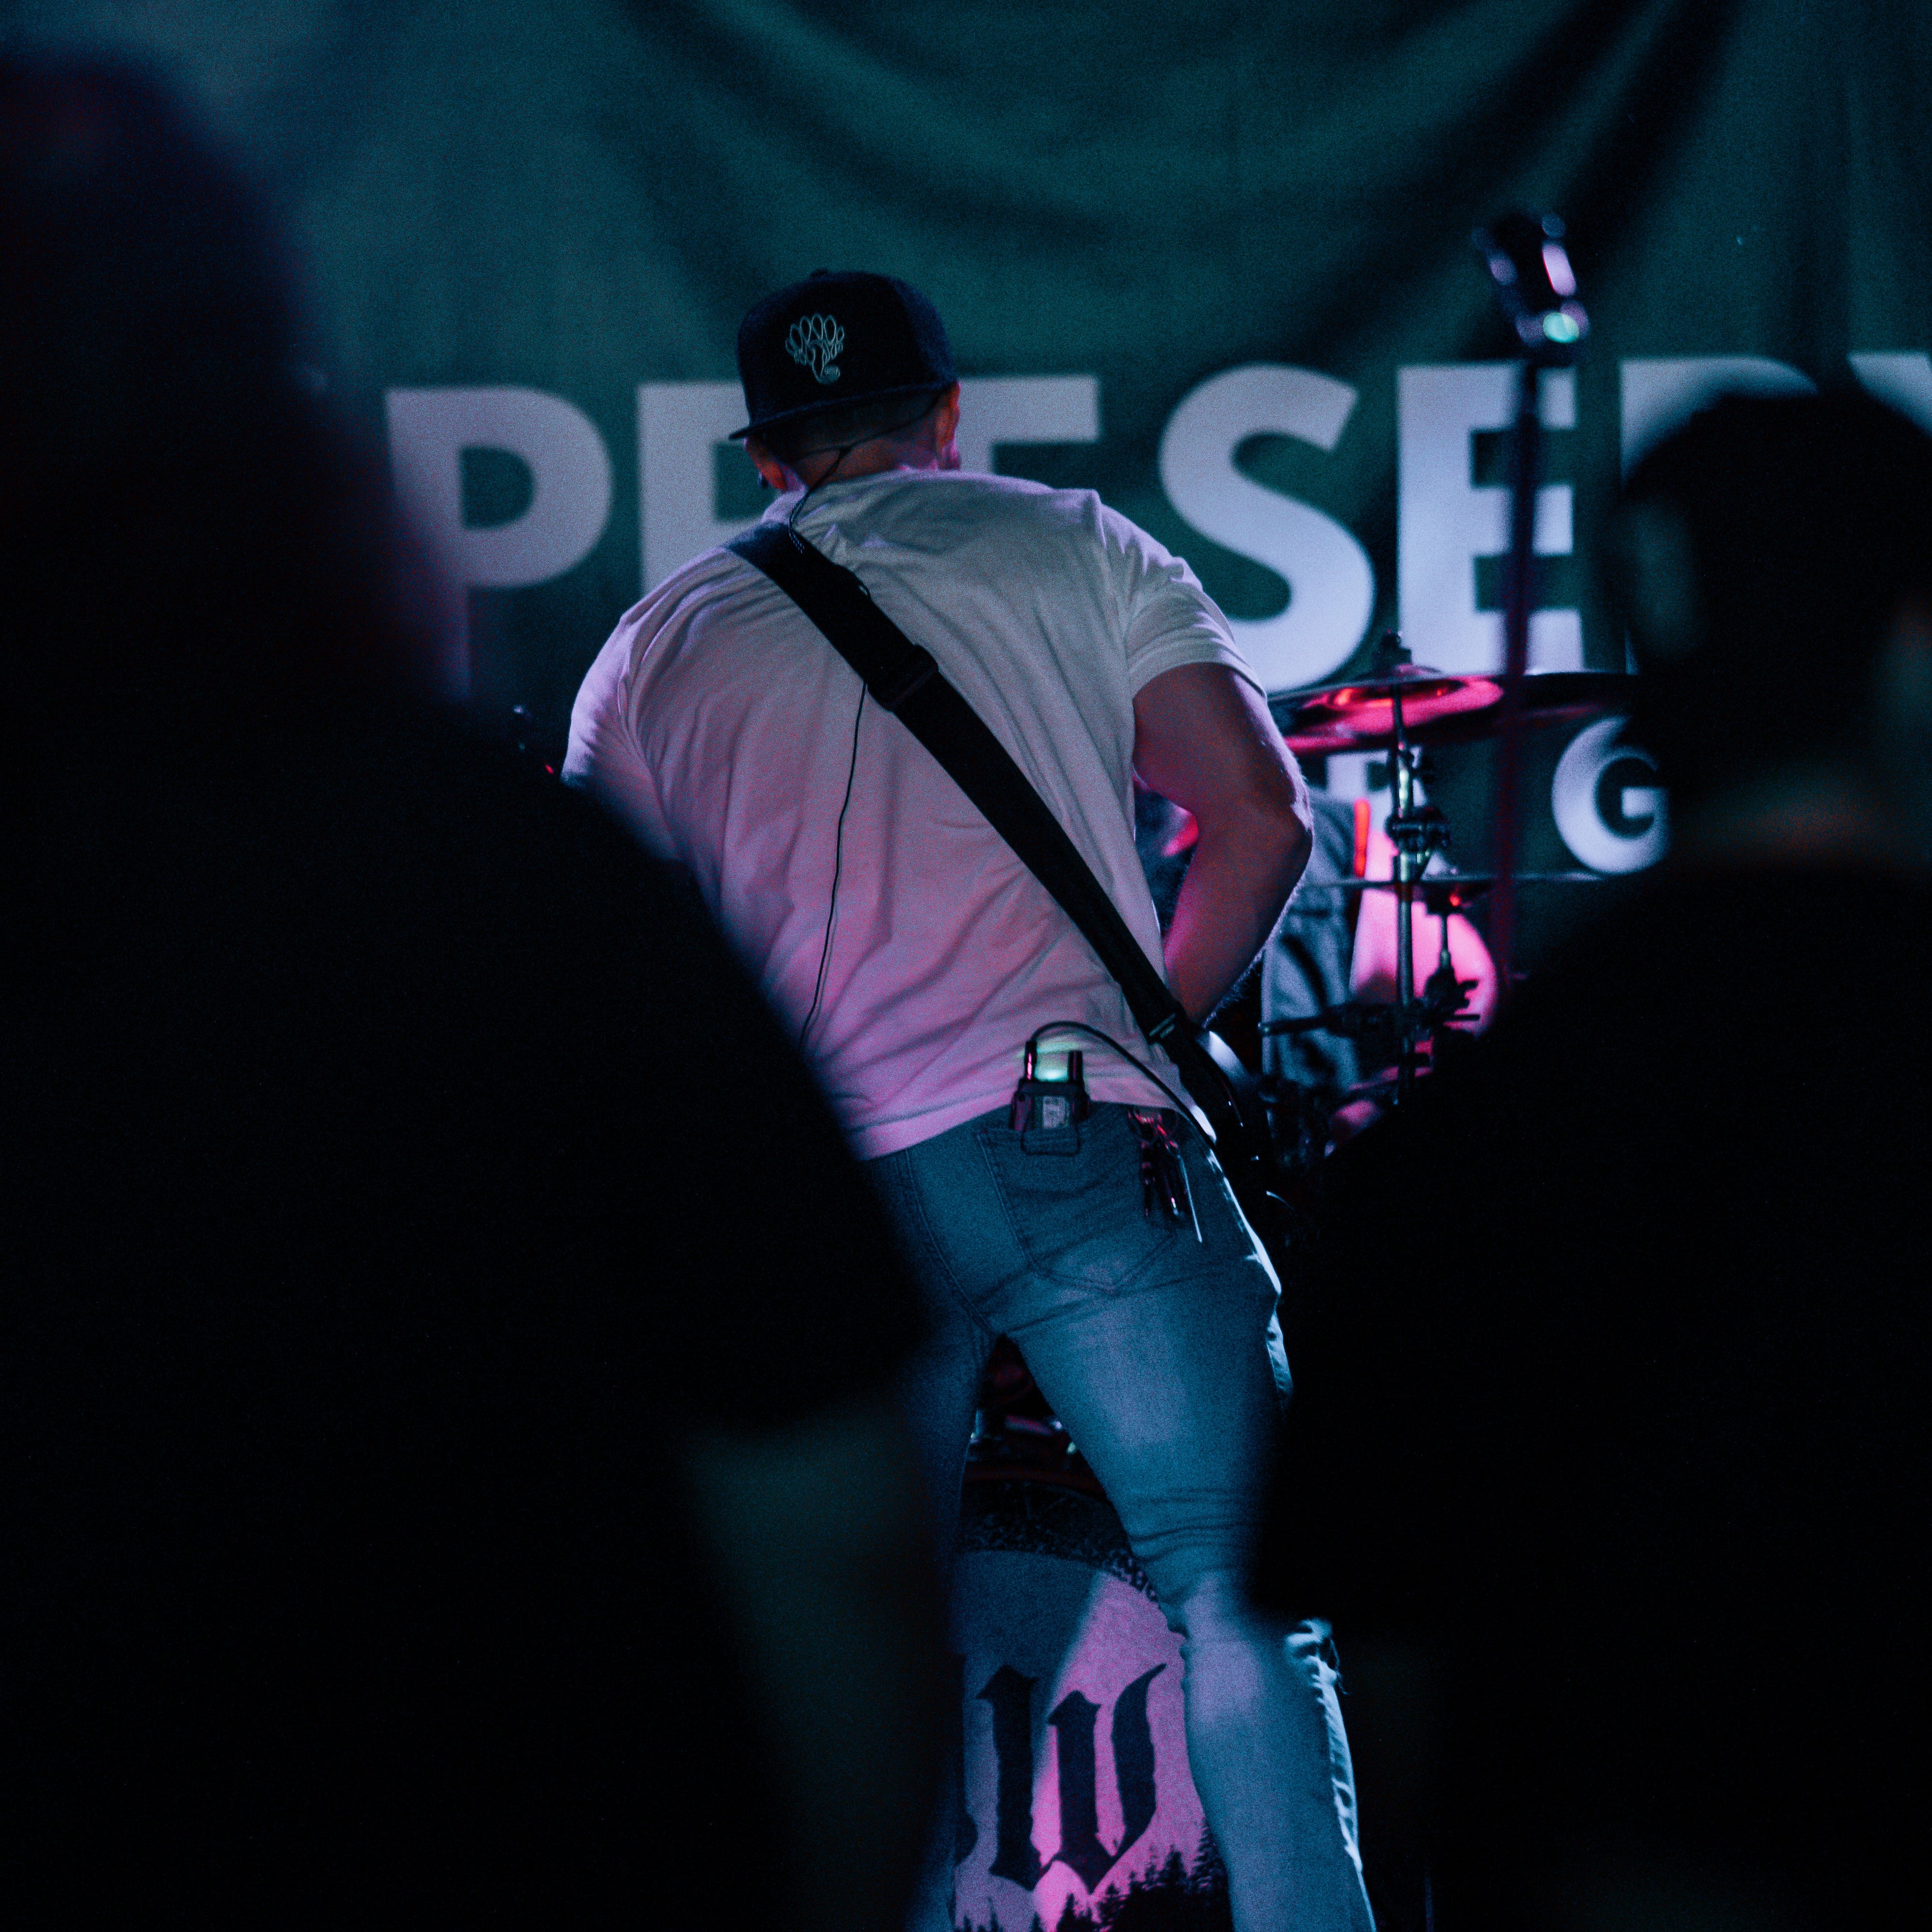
[726,520,1247,1152]
[729,522,1187,1034]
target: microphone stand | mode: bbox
[1474,213,1588,1001]
[1490,363,1541,999]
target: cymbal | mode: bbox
[1275,668,1638,755]
[1275,665,1499,753]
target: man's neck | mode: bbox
[786,439,952,491]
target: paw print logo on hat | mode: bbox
[785,313,845,385]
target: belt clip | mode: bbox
[1009,1043,1091,1134]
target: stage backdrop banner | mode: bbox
[14,0,1932,953]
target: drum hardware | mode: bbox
[968,1339,1098,1490]
[970,1407,1084,1474]
[993,1413,1069,1442]
[1260,982,1472,1044]
[1330,1069,1403,1110]
[1285,871,1599,1058]
[1289,637,1480,1105]
[1262,864,1603,1119]
[1257,607,1633,1123]
[1291,871,1602,911]
[1265,615,1618,1107]
[1419,927,1477,1026]
[1377,644,1454,1102]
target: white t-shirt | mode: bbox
[566,467,1253,1158]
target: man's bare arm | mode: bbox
[1133,661,1313,1023]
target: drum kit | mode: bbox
[1262,633,1635,1106]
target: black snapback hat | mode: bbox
[731,269,955,441]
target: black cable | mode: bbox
[786,444,857,535]
[776,391,958,1051]
[798,683,866,1049]
[778,392,942,532]
[781,402,944,1046]
[780,439,863,1053]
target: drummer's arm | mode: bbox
[1134,662,1313,1022]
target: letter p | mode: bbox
[385,386,613,697]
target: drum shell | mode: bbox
[951,1473,1227,1930]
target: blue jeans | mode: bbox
[868,1102,1374,1932]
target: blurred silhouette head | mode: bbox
[1610,391,1932,827]
[0,50,438,734]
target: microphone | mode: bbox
[1474,211,1589,363]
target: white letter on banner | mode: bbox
[1157,365,1373,694]
[385,387,613,696]
[639,382,749,590]
[1396,363,1578,676]
[1849,353,1932,433]
[953,376,1099,478]
[1551,715,1668,873]
[1619,357,1813,470]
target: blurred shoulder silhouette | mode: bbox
[2,49,937,1928]
[1255,391,1932,1930]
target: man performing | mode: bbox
[568,269,1372,1932]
